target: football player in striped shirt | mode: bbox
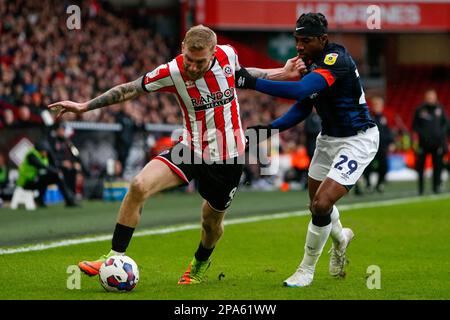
[49,25,304,285]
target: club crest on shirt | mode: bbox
[223,64,233,77]
[324,53,338,65]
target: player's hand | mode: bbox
[235,67,257,89]
[48,101,88,119]
[245,124,274,151]
[283,56,307,79]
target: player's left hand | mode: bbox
[283,56,307,79]
[245,124,274,151]
[235,67,257,89]
[48,100,88,119]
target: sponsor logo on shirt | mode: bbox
[191,89,235,111]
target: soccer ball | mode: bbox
[99,255,139,292]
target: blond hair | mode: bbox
[183,25,217,51]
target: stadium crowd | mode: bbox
[0,0,295,131]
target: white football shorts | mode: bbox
[308,126,380,187]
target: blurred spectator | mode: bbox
[363,96,395,193]
[16,141,78,207]
[283,141,310,189]
[412,89,449,195]
[304,108,321,161]
[49,122,83,197]
[103,159,124,181]
[114,103,142,171]
[0,108,15,129]
[10,106,34,128]
[394,128,413,153]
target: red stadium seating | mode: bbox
[386,65,450,129]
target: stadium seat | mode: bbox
[10,187,37,210]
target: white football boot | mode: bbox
[283,267,314,287]
[329,228,354,277]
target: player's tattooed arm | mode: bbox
[86,76,144,111]
[48,76,145,118]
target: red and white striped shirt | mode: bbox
[142,45,246,161]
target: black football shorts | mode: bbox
[154,143,244,211]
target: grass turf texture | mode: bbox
[0,181,427,246]
[1,194,449,300]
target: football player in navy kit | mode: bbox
[238,13,379,287]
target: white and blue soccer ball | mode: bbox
[99,255,139,292]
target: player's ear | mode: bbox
[210,46,216,60]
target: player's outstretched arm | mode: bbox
[246,101,313,149]
[48,76,144,118]
[270,101,313,131]
[236,68,328,102]
[248,101,312,134]
[246,56,306,81]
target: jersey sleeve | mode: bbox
[225,45,241,71]
[312,51,349,87]
[142,63,175,93]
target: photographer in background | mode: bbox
[364,96,395,193]
[49,122,84,198]
[412,89,449,195]
[16,142,78,208]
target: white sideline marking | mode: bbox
[1,193,449,255]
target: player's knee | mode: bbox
[310,197,333,216]
[202,218,223,236]
[129,176,153,199]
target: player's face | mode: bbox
[294,35,327,62]
[182,45,215,80]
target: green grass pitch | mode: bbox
[1,189,449,300]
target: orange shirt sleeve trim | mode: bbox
[313,68,336,86]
